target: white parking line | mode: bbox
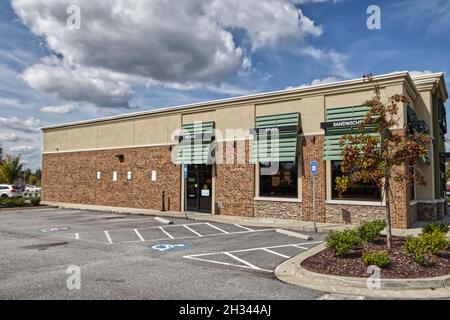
[234,224,253,231]
[187,241,323,257]
[182,255,272,273]
[261,248,290,259]
[75,233,79,240]
[224,252,264,271]
[159,226,174,239]
[183,241,323,273]
[104,231,113,244]
[133,229,145,242]
[206,223,229,234]
[72,227,277,244]
[183,225,203,237]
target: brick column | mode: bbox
[301,135,326,222]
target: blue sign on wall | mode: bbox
[310,161,318,175]
[183,165,188,178]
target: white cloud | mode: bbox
[12,0,324,107]
[40,104,75,114]
[22,57,133,108]
[8,145,36,155]
[300,46,353,78]
[0,133,20,143]
[0,116,41,133]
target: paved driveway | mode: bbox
[0,208,329,299]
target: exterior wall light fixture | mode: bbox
[116,154,125,163]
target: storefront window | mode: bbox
[259,162,298,198]
[331,161,381,201]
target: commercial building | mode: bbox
[41,72,448,228]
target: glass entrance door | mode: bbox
[186,164,212,213]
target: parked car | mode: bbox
[0,185,23,198]
[25,185,41,193]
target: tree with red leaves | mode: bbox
[336,84,431,249]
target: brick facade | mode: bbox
[301,136,326,222]
[214,140,254,216]
[42,135,434,229]
[42,146,181,211]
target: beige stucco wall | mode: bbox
[412,90,435,200]
[43,78,416,154]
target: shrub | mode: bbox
[358,220,387,243]
[422,223,449,234]
[362,250,391,268]
[326,229,362,257]
[404,230,449,266]
[13,197,25,207]
[30,197,41,206]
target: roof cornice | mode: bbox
[42,71,424,131]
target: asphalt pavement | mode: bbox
[0,207,331,299]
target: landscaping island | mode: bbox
[302,221,450,279]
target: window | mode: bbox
[259,161,298,198]
[331,161,381,201]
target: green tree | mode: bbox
[336,84,431,249]
[0,154,23,184]
[0,147,3,165]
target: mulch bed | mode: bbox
[302,236,450,279]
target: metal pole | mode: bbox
[184,165,188,220]
[313,174,317,233]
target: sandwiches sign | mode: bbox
[320,119,364,129]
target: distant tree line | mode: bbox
[0,146,41,186]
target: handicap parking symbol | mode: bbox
[151,243,191,252]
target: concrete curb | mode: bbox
[155,217,174,225]
[0,205,58,212]
[41,201,432,237]
[275,243,450,299]
[276,229,312,240]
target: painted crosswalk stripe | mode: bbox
[183,225,203,237]
[261,248,290,259]
[133,229,145,242]
[234,224,253,231]
[224,252,262,270]
[104,231,113,244]
[206,223,229,234]
[159,226,174,239]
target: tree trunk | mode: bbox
[384,177,392,250]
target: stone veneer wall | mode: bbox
[214,140,254,217]
[324,203,386,225]
[42,146,181,211]
[409,203,418,226]
[254,200,301,220]
[417,200,447,221]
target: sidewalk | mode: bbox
[41,201,439,236]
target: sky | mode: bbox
[0,0,449,170]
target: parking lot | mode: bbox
[0,207,327,299]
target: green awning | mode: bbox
[175,122,215,164]
[323,106,376,161]
[251,112,300,163]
